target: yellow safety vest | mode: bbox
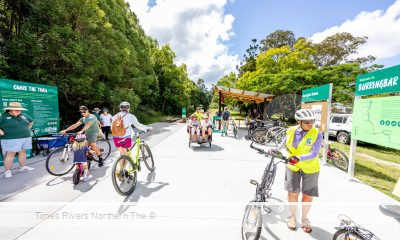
[194,112,203,122]
[285,126,320,174]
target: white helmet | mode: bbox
[295,109,316,121]
[119,101,130,109]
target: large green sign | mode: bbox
[0,79,59,136]
[302,84,331,103]
[352,96,400,150]
[355,65,400,96]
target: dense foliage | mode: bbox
[0,0,210,123]
[217,30,382,119]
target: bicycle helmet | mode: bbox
[119,101,130,110]
[295,109,316,121]
[75,133,87,142]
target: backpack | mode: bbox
[111,113,127,137]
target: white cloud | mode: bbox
[311,0,400,61]
[127,0,239,84]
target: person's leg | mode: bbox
[4,152,16,171]
[300,171,319,233]
[202,127,206,139]
[17,149,27,167]
[285,167,301,230]
[106,126,110,140]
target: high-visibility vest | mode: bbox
[285,126,320,174]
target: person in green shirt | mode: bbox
[92,107,101,121]
[193,106,204,122]
[60,105,104,167]
[0,102,35,178]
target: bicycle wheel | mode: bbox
[333,229,365,240]
[92,139,111,162]
[111,155,137,196]
[251,129,268,144]
[330,149,349,171]
[46,146,75,176]
[140,142,154,171]
[241,202,262,240]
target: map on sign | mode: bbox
[352,96,400,150]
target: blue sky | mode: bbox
[130,0,400,84]
[225,0,398,67]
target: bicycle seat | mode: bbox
[379,204,400,220]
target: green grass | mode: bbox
[330,142,400,164]
[328,142,400,201]
[355,157,400,201]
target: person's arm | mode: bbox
[275,136,287,150]
[131,114,151,132]
[298,133,323,161]
[61,120,82,133]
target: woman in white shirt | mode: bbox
[100,108,113,140]
[112,102,152,156]
[200,115,213,141]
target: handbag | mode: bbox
[111,113,127,137]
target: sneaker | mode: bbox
[81,171,89,182]
[4,170,12,178]
[19,166,35,172]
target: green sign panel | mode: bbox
[0,79,59,136]
[355,65,400,96]
[182,107,186,118]
[352,96,400,150]
[302,84,331,103]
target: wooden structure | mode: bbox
[214,85,274,116]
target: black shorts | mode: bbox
[284,166,319,197]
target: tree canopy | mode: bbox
[0,0,211,122]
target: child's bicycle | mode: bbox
[72,151,94,185]
[111,130,155,196]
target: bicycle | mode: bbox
[333,204,400,240]
[111,130,154,196]
[241,149,289,240]
[45,133,111,176]
[72,152,94,185]
[326,143,349,171]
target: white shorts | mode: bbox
[1,137,32,154]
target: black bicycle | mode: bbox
[241,148,288,240]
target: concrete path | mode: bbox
[0,123,398,240]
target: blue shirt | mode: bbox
[73,146,89,163]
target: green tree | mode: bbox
[259,30,296,52]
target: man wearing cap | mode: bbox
[0,102,35,178]
[92,107,101,121]
[60,106,104,167]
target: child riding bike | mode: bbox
[72,133,95,182]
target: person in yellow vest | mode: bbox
[273,109,322,233]
[193,107,203,122]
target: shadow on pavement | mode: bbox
[190,143,224,152]
[117,169,169,215]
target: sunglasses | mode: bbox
[302,120,315,125]
[79,110,87,114]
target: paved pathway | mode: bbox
[0,123,398,240]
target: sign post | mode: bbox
[349,65,400,178]
[301,83,333,165]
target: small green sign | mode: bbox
[355,65,400,96]
[182,107,186,118]
[302,84,331,103]
[0,78,59,136]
